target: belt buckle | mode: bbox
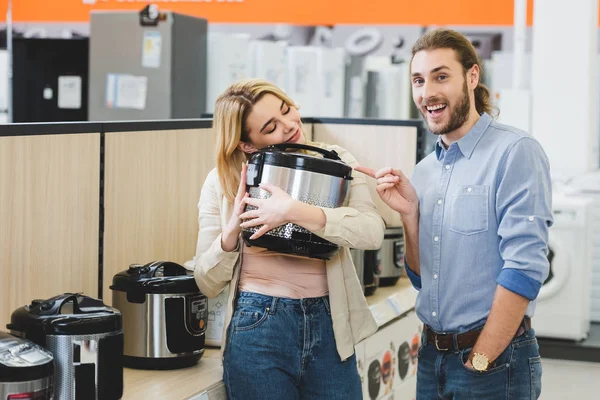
[434,333,450,351]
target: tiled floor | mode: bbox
[540,358,600,399]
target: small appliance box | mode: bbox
[286,46,321,117]
[248,40,288,90]
[319,47,346,118]
[362,311,421,400]
[286,46,346,118]
[206,32,250,113]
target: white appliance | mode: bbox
[320,47,346,118]
[0,50,7,120]
[248,40,287,90]
[286,46,320,117]
[365,63,411,120]
[206,33,250,114]
[532,194,594,340]
[565,171,600,322]
[205,287,229,347]
[286,46,346,118]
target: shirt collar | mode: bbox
[435,113,492,161]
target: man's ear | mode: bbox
[237,141,258,154]
[469,64,480,88]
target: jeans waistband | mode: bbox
[237,291,330,314]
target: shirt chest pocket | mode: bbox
[450,185,489,235]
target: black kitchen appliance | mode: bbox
[0,332,55,400]
[350,248,382,296]
[12,37,89,123]
[378,227,405,287]
[7,293,123,400]
[110,261,208,370]
[243,143,353,260]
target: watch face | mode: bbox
[472,353,489,371]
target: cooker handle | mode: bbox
[145,260,188,277]
[265,143,342,160]
[55,293,106,314]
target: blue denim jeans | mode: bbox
[222,291,362,400]
[416,327,543,399]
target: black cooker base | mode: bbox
[123,353,203,370]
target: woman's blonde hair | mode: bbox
[214,78,312,203]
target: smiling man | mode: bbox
[356,28,553,399]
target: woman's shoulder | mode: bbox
[201,167,222,194]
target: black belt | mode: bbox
[424,317,531,352]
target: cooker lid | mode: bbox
[7,293,122,336]
[110,261,200,295]
[0,332,54,382]
[247,143,353,182]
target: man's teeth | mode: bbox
[426,104,446,111]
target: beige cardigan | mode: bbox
[188,143,384,361]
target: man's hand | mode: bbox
[354,165,419,217]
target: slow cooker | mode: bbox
[0,332,54,400]
[7,293,123,400]
[378,227,405,287]
[243,143,353,260]
[110,261,208,370]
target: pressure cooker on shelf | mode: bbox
[350,247,382,296]
[7,293,124,400]
[243,143,353,260]
[110,261,208,370]
[378,227,405,287]
[0,331,55,400]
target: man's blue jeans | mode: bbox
[417,327,543,399]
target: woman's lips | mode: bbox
[286,128,300,143]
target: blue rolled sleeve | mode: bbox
[404,260,422,290]
[496,138,554,300]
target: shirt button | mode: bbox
[437,199,443,205]
[467,187,472,192]
[528,216,534,221]
[434,274,438,279]
[434,236,439,242]
[432,311,437,317]
[445,165,450,170]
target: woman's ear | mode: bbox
[237,141,258,154]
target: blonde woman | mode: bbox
[190,79,384,400]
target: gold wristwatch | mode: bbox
[471,352,491,372]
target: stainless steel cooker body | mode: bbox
[113,291,206,361]
[45,331,123,400]
[245,164,351,240]
[0,378,54,400]
[379,227,405,286]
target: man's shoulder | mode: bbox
[487,119,536,145]
[486,119,548,162]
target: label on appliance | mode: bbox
[188,295,208,334]
[105,73,148,110]
[58,76,82,109]
[142,31,162,69]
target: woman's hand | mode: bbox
[239,183,296,239]
[221,163,249,252]
[354,165,419,217]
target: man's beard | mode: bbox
[422,79,470,136]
